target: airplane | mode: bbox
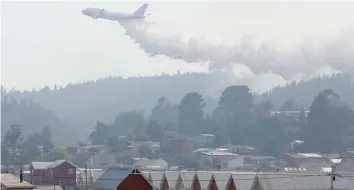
[82,3,149,21]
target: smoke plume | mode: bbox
[119,21,354,80]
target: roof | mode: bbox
[31,162,53,170]
[199,134,215,137]
[201,150,237,156]
[134,159,168,170]
[164,171,180,188]
[196,171,213,189]
[47,160,77,168]
[148,172,164,188]
[1,173,35,189]
[35,186,63,190]
[31,160,77,170]
[212,172,231,190]
[93,165,133,190]
[231,172,256,190]
[257,173,354,190]
[180,171,196,188]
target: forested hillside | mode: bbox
[258,73,354,109]
[2,72,353,142]
[0,97,71,144]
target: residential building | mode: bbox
[1,173,35,190]
[30,160,77,187]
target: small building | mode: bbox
[1,173,35,190]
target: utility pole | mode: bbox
[85,164,88,190]
[330,164,336,190]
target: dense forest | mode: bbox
[2,84,354,166]
[2,72,354,142]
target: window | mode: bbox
[68,168,74,174]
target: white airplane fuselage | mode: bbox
[82,4,148,22]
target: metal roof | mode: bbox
[180,171,196,189]
[213,172,232,190]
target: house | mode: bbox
[30,160,77,187]
[1,173,35,190]
[195,134,215,147]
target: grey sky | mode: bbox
[2,1,354,92]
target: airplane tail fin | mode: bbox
[134,3,148,16]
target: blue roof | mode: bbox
[93,165,133,190]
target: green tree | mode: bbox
[218,85,253,117]
[178,92,205,135]
[2,125,25,165]
[303,89,354,153]
[279,100,299,111]
[24,133,42,162]
[146,120,164,141]
[89,122,112,145]
[40,126,54,153]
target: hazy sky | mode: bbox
[2,1,354,92]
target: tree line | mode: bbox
[89,85,354,156]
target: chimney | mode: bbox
[20,169,23,182]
